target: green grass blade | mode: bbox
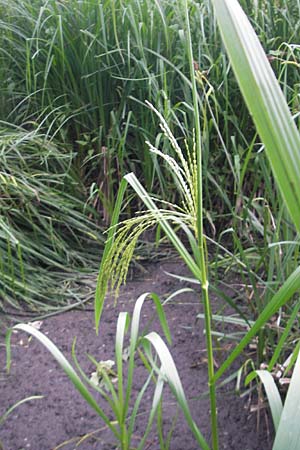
[143,331,211,450]
[149,293,172,345]
[214,265,300,381]
[273,349,300,450]
[268,301,300,372]
[6,323,119,439]
[124,172,202,281]
[115,311,129,424]
[245,370,282,432]
[130,292,172,351]
[95,178,128,333]
[136,374,165,450]
[0,396,43,426]
[125,292,171,419]
[211,0,300,232]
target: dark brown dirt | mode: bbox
[0,259,273,450]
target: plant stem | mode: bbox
[202,281,218,450]
[183,1,219,448]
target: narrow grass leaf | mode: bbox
[115,311,129,418]
[6,324,119,439]
[214,265,300,381]
[268,301,300,371]
[0,396,43,426]
[130,293,171,350]
[125,292,171,419]
[136,374,165,450]
[95,178,128,333]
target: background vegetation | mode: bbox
[2,0,300,448]
[1,0,300,368]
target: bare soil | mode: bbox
[0,259,273,450]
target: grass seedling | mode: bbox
[6,293,172,450]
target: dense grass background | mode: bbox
[0,0,299,361]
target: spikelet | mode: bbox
[103,206,193,299]
[146,141,195,218]
[101,103,200,299]
[145,101,198,232]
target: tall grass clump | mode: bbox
[3,0,299,217]
[0,0,183,202]
[3,0,300,448]
[1,0,299,315]
[211,1,300,448]
[0,125,103,312]
[94,0,300,448]
[209,0,300,369]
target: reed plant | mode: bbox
[3,0,300,448]
[2,0,298,213]
[1,0,300,313]
[95,0,300,448]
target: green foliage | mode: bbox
[6,293,173,450]
[211,0,300,448]
[2,0,300,447]
[143,332,210,450]
[1,0,300,315]
[96,0,300,449]
[95,102,201,322]
[0,125,103,311]
[246,346,300,450]
[0,396,43,427]
[213,0,300,231]
[2,0,298,214]
[0,394,43,449]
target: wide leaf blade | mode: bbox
[143,331,211,450]
[273,349,300,450]
[211,0,300,232]
[246,370,283,432]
